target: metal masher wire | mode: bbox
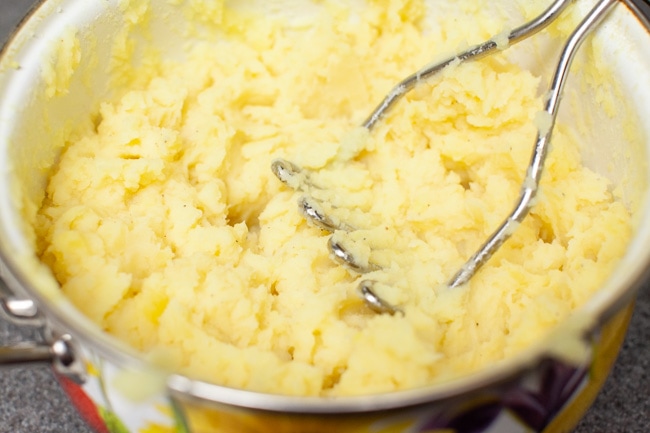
[272,0,619,315]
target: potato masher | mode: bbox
[271,0,620,315]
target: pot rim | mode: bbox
[0,0,649,414]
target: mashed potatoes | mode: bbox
[35,0,630,396]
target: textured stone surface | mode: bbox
[0,1,649,432]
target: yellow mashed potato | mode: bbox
[35,0,630,396]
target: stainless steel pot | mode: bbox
[0,1,649,432]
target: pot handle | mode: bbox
[0,296,87,383]
[1,297,49,364]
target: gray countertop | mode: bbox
[1,1,649,432]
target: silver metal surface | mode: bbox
[328,238,380,274]
[361,0,574,130]
[448,0,619,288]
[0,294,86,382]
[358,280,403,315]
[0,297,45,327]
